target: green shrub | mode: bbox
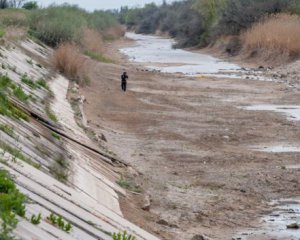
[22,1,38,10]
[47,213,57,225]
[13,86,29,102]
[31,213,42,225]
[0,170,26,238]
[112,231,136,240]
[47,213,72,233]
[36,79,49,90]
[29,5,88,47]
[28,4,119,47]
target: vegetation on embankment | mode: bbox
[0,3,124,85]
[0,169,26,240]
[118,0,300,62]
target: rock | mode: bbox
[258,66,264,70]
[72,87,78,93]
[287,223,300,229]
[142,195,151,211]
[223,135,230,140]
[169,223,179,228]
[100,133,107,142]
[191,234,209,240]
[157,219,169,226]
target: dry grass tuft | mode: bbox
[53,43,90,85]
[243,13,300,59]
[81,28,104,54]
[0,9,28,27]
[103,25,125,41]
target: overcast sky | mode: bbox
[36,0,179,11]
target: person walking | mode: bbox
[121,71,128,92]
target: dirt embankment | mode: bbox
[78,37,300,240]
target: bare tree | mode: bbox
[0,0,8,9]
[8,0,25,8]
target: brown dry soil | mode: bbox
[79,38,300,240]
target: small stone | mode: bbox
[142,195,151,211]
[157,219,169,226]
[287,223,300,229]
[191,234,209,240]
[101,133,107,142]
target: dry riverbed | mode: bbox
[77,34,300,240]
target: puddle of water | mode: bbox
[251,145,300,153]
[243,105,300,121]
[236,199,300,240]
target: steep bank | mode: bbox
[80,35,300,240]
[0,37,160,239]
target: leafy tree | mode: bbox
[22,1,38,10]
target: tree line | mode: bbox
[117,0,300,48]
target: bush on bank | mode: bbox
[118,0,300,59]
[29,4,119,47]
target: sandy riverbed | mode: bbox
[79,34,300,240]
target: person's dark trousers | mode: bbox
[121,81,127,91]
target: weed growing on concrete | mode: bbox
[116,177,141,193]
[46,213,72,233]
[112,231,136,240]
[21,74,37,89]
[30,213,42,225]
[0,124,15,138]
[49,155,69,183]
[45,103,58,122]
[0,140,40,169]
[36,79,49,90]
[0,74,29,120]
[13,86,29,102]
[51,132,61,140]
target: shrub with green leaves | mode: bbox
[29,5,88,47]
[28,4,119,47]
[112,231,136,240]
[0,170,26,239]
